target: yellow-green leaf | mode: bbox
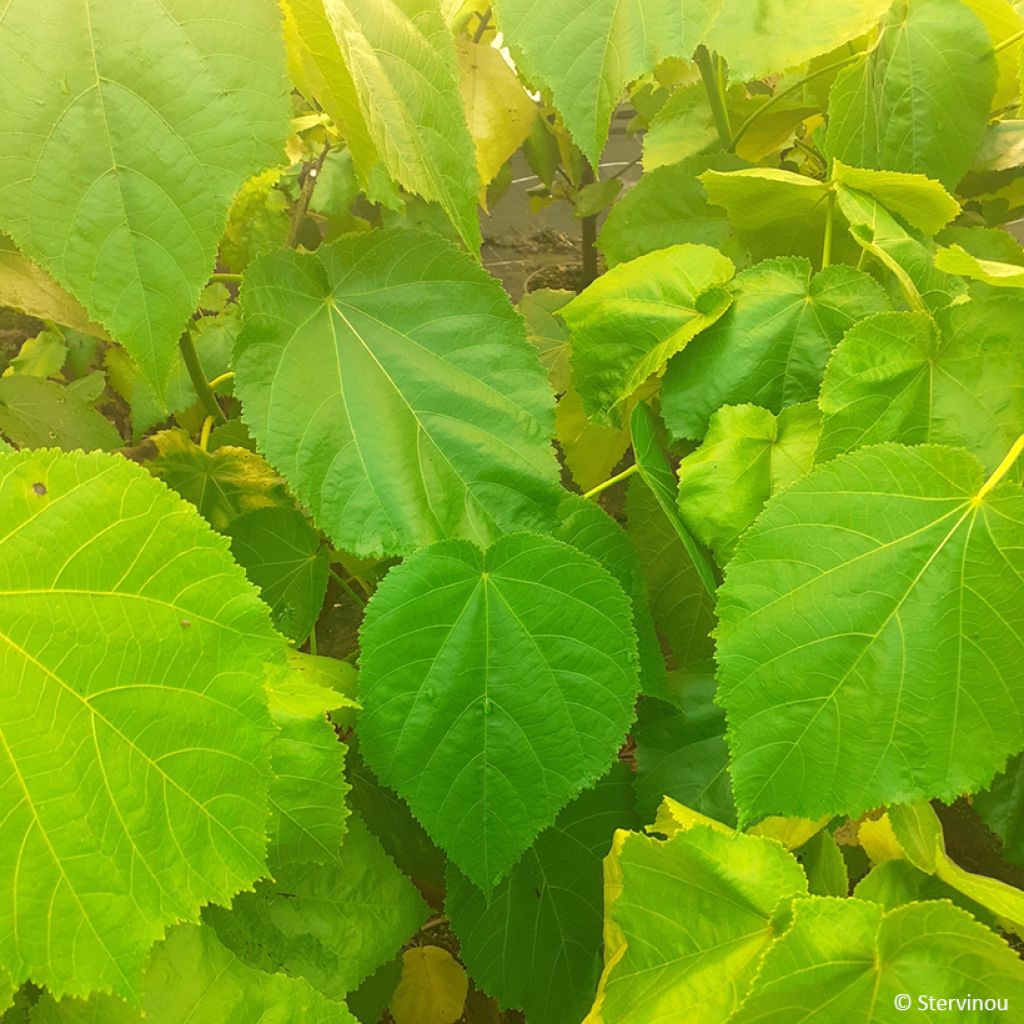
[390,947,469,1024]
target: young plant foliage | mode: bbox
[0,0,291,394]
[717,443,1024,823]
[358,533,640,891]
[4,0,1024,1018]
[234,230,561,556]
[0,450,284,1000]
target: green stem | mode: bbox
[583,462,638,500]
[994,27,1024,54]
[695,46,732,150]
[210,272,242,285]
[179,332,226,425]
[729,52,861,151]
[822,190,835,270]
[330,568,368,607]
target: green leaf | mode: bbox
[965,0,1024,109]
[0,0,290,395]
[716,443,1024,824]
[678,403,821,564]
[625,477,716,670]
[818,303,1024,479]
[32,923,358,1023]
[518,288,573,394]
[282,0,376,181]
[234,231,561,558]
[3,328,68,380]
[936,243,1024,287]
[287,0,480,250]
[586,826,807,1024]
[938,226,1024,267]
[815,311,942,468]
[854,857,1002,928]
[598,154,746,267]
[799,830,849,897]
[630,404,718,596]
[886,800,1024,929]
[574,178,624,220]
[633,677,736,826]
[0,237,109,340]
[358,533,639,890]
[562,244,734,422]
[219,170,291,275]
[556,497,669,700]
[834,186,967,312]
[832,161,960,236]
[555,385,635,493]
[662,257,888,440]
[700,169,833,262]
[0,449,283,999]
[227,507,330,644]
[641,83,723,172]
[493,0,721,165]
[347,956,403,1024]
[975,753,1024,868]
[207,813,428,1000]
[705,0,891,82]
[825,0,997,190]
[265,652,352,870]
[0,377,121,452]
[346,744,447,897]
[146,429,289,532]
[729,898,1024,1023]
[855,857,949,907]
[447,767,638,1024]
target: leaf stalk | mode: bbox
[729,52,862,151]
[695,46,732,150]
[179,331,227,425]
[583,462,638,500]
[993,28,1024,54]
[822,190,836,270]
[975,435,1024,504]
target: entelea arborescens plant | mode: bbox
[2,0,1024,1021]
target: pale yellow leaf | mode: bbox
[458,40,536,198]
[391,946,468,1024]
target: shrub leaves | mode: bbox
[717,443,1024,823]
[562,244,734,423]
[234,230,561,557]
[358,533,639,891]
[0,450,284,999]
[0,0,290,394]
[663,258,888,440]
